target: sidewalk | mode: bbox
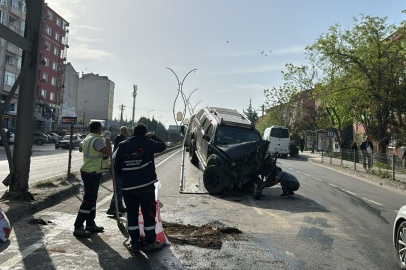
[293,150,406,191]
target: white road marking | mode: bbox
[296,171,301,173]
[302,173,310,177]
[363,198,383,206]
[156,149,182,168]
[328,184,338,188]
[288,167,294,170]
[395,210,399,213]
[315,178,322,182]
[341,189,357,196]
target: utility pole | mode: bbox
[119,104,126,126]
[83,111,85,133]
[132,85,137,130]
[261,105,265,117]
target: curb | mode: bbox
[3,145,183,223]
[295,154,406,193]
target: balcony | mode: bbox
[0,0,6,10]
[6,42,22,56]
[9,2,24,18]
[8,23,24,36]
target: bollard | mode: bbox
[392,154,395,181]
[68,124,73,176]
[354,149,356,170]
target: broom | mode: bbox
[110,152,130,239]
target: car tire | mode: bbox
[396,221,406,269]
[55,145,59,149]
[189,139,199,164]
[79,148,82,152]
[203,165,226,195]
[36,139,43,146]
[282,154,288,158]
[51,139,56,143]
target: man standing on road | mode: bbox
[106,126,128,215]
[73,121,112,238]
[267,167,300,198]
[299,136,305,152]
[360,136,373,170]
[114,123,166,253]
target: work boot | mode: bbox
[129,245,140,254]
[118,204,127,213]
[143,242,163,252]
[279,193,289,198]
[288,192,295,197]
[85,224,104,232]
[73,226,91,238]
[106,207,123,216]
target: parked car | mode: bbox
[394,205,406,269]
[32,133,48,145]
[55,135,82,149]
[79,140,83,152]
[47,132,59,143]
[0,128,14,146]
[44,134,51,143]
[184,107,272,195]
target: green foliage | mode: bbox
[243,99,259,125]
[373,162,391,170]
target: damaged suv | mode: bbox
[184,107,274,195]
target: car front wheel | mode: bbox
[203,165,226,195]
[36,139,43,146]
[396,221,406,269]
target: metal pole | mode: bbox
[340,148,343,166]
[83,112,85,133]
[9,1,45,195]
[132,85,137,130]
[330,138,332,165]
[354,150,356,170]
[68,125,73,176]
[321,150,323,164]
[392,154,395,181]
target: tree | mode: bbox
[310,15,406,153]
[243,99,259,125]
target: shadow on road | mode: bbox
[0,239,10,252]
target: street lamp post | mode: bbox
[156,116,162,132]
[166,67,197,131]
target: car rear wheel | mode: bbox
[281,154,288,158]
[203,165,226,195]
[189,139,199,164]
[51,139,56,143]
[36,139,43,146]
[396,221,406,269]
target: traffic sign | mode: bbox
[326,130,334,138]
[43,107,54,120]
[62,117,77,125]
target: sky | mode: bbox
[48,0,406,129]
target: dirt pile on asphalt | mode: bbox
[28,218,52,225]
[163,221,242,249]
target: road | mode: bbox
[0,149,403,269]
[0,144,83,195]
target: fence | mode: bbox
[319,149,406,182]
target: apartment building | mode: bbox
[35,3,69,132]
[0,0,26,129]
[59,62,78,122]
[77,73,115,123]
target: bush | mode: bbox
[373,162,391,170]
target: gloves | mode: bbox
[104,130,111,140]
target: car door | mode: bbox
[196,115,207,154]
[201,122,214,161]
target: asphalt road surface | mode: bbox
[0,150,403,269]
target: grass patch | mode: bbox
[373,162,391,170]
[34,180,57,188]
[367,168,392,179]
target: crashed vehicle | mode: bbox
[184,107,277,197]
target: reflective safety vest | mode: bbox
[81,133,108,174]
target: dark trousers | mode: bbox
[109,169,123,208]
[123,184,157,248]
[300,145,304,152]
[281,180,300,194]
[362,153,372,169]
[74,171,101,229]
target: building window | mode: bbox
[53,47,58,56]
[55,32,60,41]
[42,73,48,82]
[56,18,61,27]
[4,71,16,86]
[62,20,66,30]
[44,57,49,66]
[47,11,53,21]
[45,41,50,51]
[0,10,5,24]
[51,77,56,86]
[45,26,51,36]
[41,89,47,99]
[52,62,57,71]
[17,56,21,68]
[50,92,55,101]
[20,20,25,32]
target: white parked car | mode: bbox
[394,205,406,269]
[263,125,290,158]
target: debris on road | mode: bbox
[163,221,242,249]
[28,218,52,225]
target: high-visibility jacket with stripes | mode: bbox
[81,133,108,174]
[114,135,166,191]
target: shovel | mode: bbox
[110,155,130,239]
